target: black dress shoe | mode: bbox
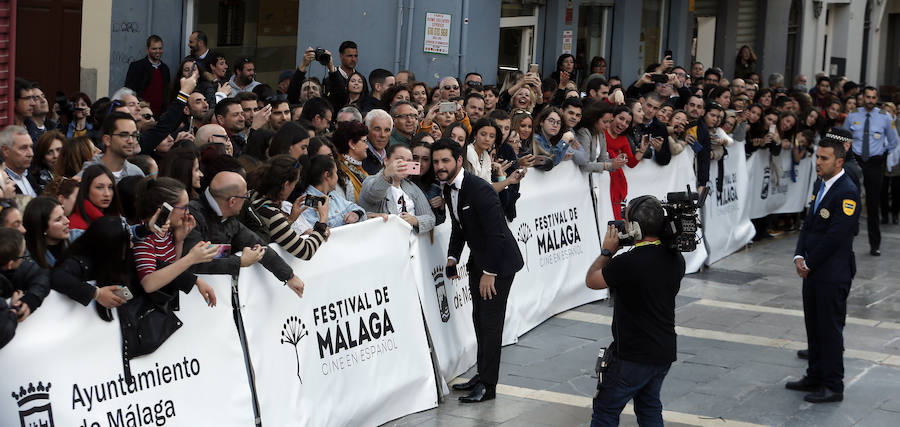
[786,376,821,392]
[871,249,881,256]
[459,383,495,403]
[451,375,481,391]
[804,387,843,403]
[797,349,809,360]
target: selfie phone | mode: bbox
[446,264,458,278]
[528,63,540,73]
[153,202,174,232]
[112,286,134,301]
[406,161,421,175]
[439,101,457,113]
[664,49,673,60]
[212,244,231,259]
[189,116,194,130]
[651,74,668,83]
[769,124,777,135]
[304,195,326,208]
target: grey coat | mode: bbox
[573,127,610,173]
[358,171,436,234]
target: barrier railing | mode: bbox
[0,143,814,426]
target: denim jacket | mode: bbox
[302,186,366,228]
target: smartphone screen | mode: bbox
[439,101,457,113]
[214,244,232,259]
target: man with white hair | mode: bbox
[336,106,363,124]
[0,126,37,196]
[362,109,393,174]
[438,76,461,101]
[111,88,142,122]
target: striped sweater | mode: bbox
[248,191,325,260]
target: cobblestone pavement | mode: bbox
[385,219,900,426]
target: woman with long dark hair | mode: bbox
[532,106,571,170]
[734,45,758,79]
[31,131,65,195]
[606,106,647,220]
[299,155,367,228]
[23,197,69,268]
[267,122,311,159]
[160,147,203,199]
[68,164,122,240]
[247,155,329,255]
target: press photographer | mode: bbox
[585,195,686,426]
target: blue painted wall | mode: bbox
[297,0,501,87]
[109,0,184,95]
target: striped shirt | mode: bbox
[133,231,177,280]
[249,192,325,260]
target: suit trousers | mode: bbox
[858,155,884,250]
[802,277,851,393]
[467,261,514,386]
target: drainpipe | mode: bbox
[404,0,415,70]
[458,0,469,79]
[394,0,404,73]
[147,0,154,38]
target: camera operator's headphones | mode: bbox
[620,196,655,242]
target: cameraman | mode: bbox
[585,196,685,427]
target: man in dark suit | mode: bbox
[125,35,171,116]
[787,130,860,403]
[431,138,524,403]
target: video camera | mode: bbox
[609,185,709,252]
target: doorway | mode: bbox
[497,2,538,88]
[16,0,83,100]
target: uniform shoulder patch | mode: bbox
[842,199,856,216]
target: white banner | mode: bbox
[503,162,604,344]
[623,151,708,273]
[238,217,438,427]
[746,149,815,218]
[704,141,756,264]
[0,275,254,427]
[410,221,477,385]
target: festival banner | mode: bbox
[746,149,815,218]
[410,222,478,385]
[623,151,708,272]
[704,141,756,264]
[502,162,604,344]
[0,275,254,427]
[238,217,438,427]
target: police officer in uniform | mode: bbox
[787,130,859,403]
[842,86,900,255]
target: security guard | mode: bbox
[787,130,859,403]
[842,86,900,255]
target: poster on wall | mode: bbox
[562,30,573,54]
[424,12,451,54]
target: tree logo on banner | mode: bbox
[431,266,452,322]
[280,316,309,383]
[11,381,55,427]
[516,222,533,270]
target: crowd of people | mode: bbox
[2,33,898,363]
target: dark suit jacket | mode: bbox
[795,172,859,283]
[448,172,524,277]
[125,57,171,99]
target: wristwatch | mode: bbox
[600,248,613,257]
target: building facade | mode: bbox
[5,0,899,122]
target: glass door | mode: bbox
[497,2,538,87]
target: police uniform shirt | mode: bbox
[843,107,900,158]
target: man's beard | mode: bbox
[238,75,253,85]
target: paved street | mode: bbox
[386,218,900,426]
